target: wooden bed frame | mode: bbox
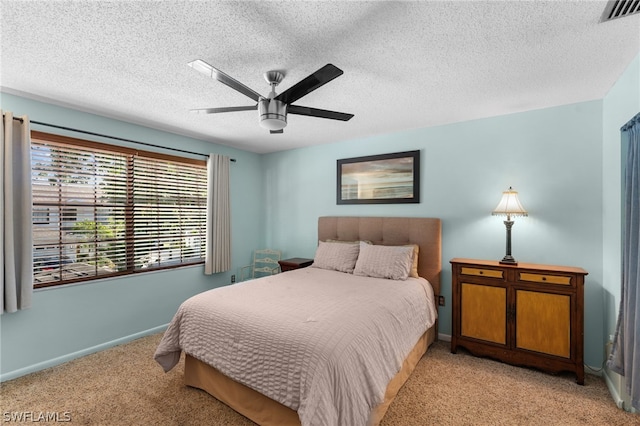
[184,216,442,425]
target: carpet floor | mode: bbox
[1,333,637,425]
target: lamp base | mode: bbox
[500,255,518,265]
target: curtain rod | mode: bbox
[621,112,640,132]
[10,116,236,162]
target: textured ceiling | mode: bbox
[1,1,639,154]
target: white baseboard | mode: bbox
[438,333,451,342]
[604,370,627,409]
[604,368,637,413]
[0,324,168,383]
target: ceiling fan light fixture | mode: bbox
[259,98,287,131]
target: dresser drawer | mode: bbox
[518,272,572,286]
[460,266,504,279]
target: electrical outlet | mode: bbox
[231,274,236,283]
[438,295,445,306]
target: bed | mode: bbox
[155,216,441,426]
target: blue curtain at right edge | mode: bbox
[608,112,640,411]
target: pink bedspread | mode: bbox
[154,267,437,426]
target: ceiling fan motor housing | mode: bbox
[259,98,287,130]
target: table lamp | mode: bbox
[492,186,528,265]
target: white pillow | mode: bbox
[311,241,360,273]
[404,244,420,278]
[353,242,414,280]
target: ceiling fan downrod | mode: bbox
[259,71,287,131]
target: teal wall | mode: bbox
[262,101,607,367]
[0,93,264,380]
[602,53,640,345]
[1,52,638,379]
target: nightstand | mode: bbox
[278,258,314,272]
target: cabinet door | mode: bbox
[515,290,571,358]
[461,283,507,345]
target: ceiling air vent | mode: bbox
[602,0,640,22]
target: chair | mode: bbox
[239,249,282,281]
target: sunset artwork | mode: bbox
[337,151,419,204]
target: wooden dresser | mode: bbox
[450,258,588,384]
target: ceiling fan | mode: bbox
[187,59,354,134]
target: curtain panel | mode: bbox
[1,111,33,314]
[204,154,231,274]
[608,112,640,410]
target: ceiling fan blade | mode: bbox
[190,105,258,114]
[270,129,284,134]
[188,59,262,102]
[275,64,344,105]
[288,105,354,121]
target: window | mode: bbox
[33,207,50,224]
[31,131,208,288]
[61,207,77,230]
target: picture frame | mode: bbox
[337,150,420,204]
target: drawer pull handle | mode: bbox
[542,277,546,281]
[479,271,483,275]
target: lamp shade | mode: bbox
[492,187,528,218]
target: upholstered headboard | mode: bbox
[317,216,442,299]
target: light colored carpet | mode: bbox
[1,333,637,425]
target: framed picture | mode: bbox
[337,150,420,204]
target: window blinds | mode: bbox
[31,133,207,288]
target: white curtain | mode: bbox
[1,110,33,314]
[204,154,231,274]
[608,112,640,410]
